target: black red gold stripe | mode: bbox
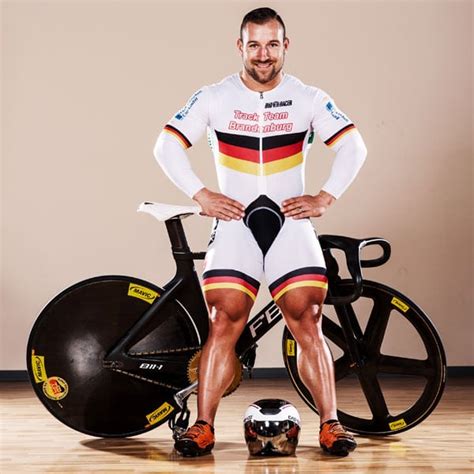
[324,124,356,147]
[269,267,328,301]
[202,269,260,301]
[164,124,192,148]
[215,130,308,175]
[215,130,259,150]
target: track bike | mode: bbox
[27,202,446,439]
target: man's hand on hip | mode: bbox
[281,191,336,219]
[193,188,245,221]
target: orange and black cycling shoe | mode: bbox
[174,420,215,457]
[319,419,357,456]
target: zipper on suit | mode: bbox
[258,91,266,195]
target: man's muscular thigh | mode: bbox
[205,288,254,324]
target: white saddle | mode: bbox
[137,202,202,221]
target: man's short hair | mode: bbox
[240,7,286,39]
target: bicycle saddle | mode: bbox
[138,202,202,221]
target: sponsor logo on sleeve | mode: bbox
[326,101,349,122]
[175,90,203,120]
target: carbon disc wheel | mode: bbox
[27,275,201,437]
[283,280,446,435]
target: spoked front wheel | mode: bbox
[283,280,446,435]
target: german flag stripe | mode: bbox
[263,152,303,174]
[202,270,260,301]
[269,266,326,293]
[272,280,329,302]
[218,141,260,162]
[263,140,304,162]
[203,269,260,290]
[218,152,303,175]
[263,131,308,150]
[215,130,309,151]
[202,276,259,294]
[218,154,259,174]
[215,130,259,150]
[215,130,308,173]
[324,124,356,147]
[164,124,192,148]
[270,273,328,299]
[218,141,303,165]
[202,283,257,301]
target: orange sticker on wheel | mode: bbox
[42,376,69,401]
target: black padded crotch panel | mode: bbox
[244,195,285,256]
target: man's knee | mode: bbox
[277,287,326,322]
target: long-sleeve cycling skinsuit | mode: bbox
[154,73,367,302]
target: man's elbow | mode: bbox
[351,132,367,168]
[153,132,167,164]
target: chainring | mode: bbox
[187,350,242,397]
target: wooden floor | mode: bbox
[1,377,473,473]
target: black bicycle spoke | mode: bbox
[363,297,392,355]
[334,303,364,341]
[378,355,435,378]
[322,316,348,352]
[358,372,390,422]
[288,280,446,435]
[334,355,352,381]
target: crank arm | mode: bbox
[174,380,198,409]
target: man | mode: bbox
[154,7,367,457]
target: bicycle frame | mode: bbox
[103,218,208,374]
[102,215,389,388]
[103,217,287,374]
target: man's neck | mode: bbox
[239,70,284,93]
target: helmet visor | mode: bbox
[245,421,300,456]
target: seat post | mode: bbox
[165,218,192,254]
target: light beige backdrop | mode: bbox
[1,0,472,370]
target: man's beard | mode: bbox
[245,60,283,84]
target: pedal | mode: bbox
[168,399,191,440]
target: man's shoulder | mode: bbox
[206,73,239,91]
[284,74,325,99]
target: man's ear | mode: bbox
[237,38,244,55]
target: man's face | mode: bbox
[238,20,289,85]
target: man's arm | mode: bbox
[154,130,205,199]
[153,87,244,220]
[282,90,367,219]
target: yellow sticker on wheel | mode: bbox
[146,402,174,426]
[287,339,296,357]
[31,353,47,383]
[42,376,69,401]
[128,283,159,304]
[389,418,407,431]
[391,297,409,313]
